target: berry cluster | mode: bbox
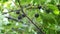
[18,14,26,20]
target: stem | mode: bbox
[17,0,45,34]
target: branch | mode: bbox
[2,9,20,15]
[17,0,45,34]
[5,16,18,21]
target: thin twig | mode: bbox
[17,0,45,34]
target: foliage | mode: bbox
[0,0,60,34]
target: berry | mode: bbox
[46,9,52,13]
[18,16,22,20]
[35,13,39,18]
[57,4,60,10]
[16,10,20,14]
[22,14,26,17]
[38,5,42,9]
